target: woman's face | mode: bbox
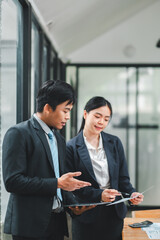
[84,105,111,134]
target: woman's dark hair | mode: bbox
[78,96,112,133]
[36,80,76,112]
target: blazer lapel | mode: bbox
[54,130,64,174]
[76,132,97,182]
[31,117,54,171]
[102,132,116,185]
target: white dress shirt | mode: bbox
[83,132,110,189]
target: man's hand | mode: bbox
[101,189,121,202]
[57,172,91,191]
[69,205,96,215]
[130,192,144,205]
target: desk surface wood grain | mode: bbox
[123,217,160,240]
[132,209,160,218]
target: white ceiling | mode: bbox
[29,0,160,63]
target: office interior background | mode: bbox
[0,0,160,239]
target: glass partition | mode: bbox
[138,68,160,125]
[128,68,137,186]
[0,0,23,238]
[66,66,77,141]
[42,41,49,83]
[31,22,40,115]
[138,68,160,205]
[50,50,56,80]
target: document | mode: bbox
[106,186,153,207]
[106,196,134,206]
[142,223,160,239]
[64,186,153,208]
[64,194,138,207]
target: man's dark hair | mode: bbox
[36,80,76,112]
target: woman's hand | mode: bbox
[69,205,96,215]
[101,189,121,202]
[130,192,144,205]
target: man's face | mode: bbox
[42,101,73,129]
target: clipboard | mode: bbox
[63,186,153,208]
[63,201,110,208]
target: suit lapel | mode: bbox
[31,117,54,171]
[102,132,116,185]
[54,130,64,174]
[76,132,97,182]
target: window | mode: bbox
[42,39,49,83]
[50,50,57,80]
[31,21,40,115]
[0,0,23,238]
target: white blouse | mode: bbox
[83,133,110,189]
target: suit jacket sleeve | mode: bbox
[65,142,103,203]
[116,137,135,195]
[2,127,57,196]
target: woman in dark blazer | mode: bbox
[66,96,143,240]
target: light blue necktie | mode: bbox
[48,131,62,201]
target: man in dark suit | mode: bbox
[2,80,91,240]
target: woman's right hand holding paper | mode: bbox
[101,189,121,202]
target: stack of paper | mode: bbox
[142,223,160,239]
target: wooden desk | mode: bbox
[122,217,160,240]
[132,209,160,218]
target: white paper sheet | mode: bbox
[142,223,160,239]
[64,186,153,207]
[106,186,153,206]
